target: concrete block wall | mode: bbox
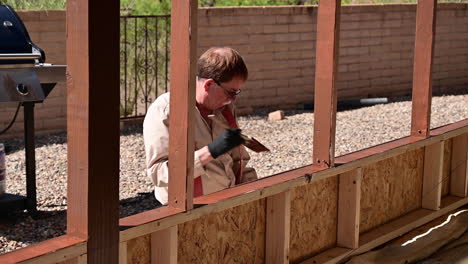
[197,4,468,112]
[0,4,466,138]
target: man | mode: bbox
[143,47,258,205]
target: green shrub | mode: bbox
[0,0,66,10]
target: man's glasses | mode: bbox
[213,79,241,99]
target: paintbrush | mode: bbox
[240,134,270,153]
[208,114,270,153]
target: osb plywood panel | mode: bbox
[127,235,151,264]
[290,176,338,264]
[178,199,266,264]
[441,139,453,197]
[57,254,86,264]
[360,148,424,234]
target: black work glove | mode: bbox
[208,129,244,159]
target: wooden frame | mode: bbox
[266,191,291,263]
[168,0,198,211]
[313,0,341,169]
[411,0,437,138]
[337,168,362,249]
[450,134,468,197]
[422,141,444,210]
[2,1,468,263]
[65,0,120,263]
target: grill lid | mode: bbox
[0,5,45,65]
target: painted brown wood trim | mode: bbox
[194,165,315,205]
[119,121,467,242]
[430,119,468,136]
[120,206,184,229]
[410,0,437,138]
[313,0,341,168]
[167,0,198,210]
[0,235,86,264]
[66,0,120,262]
[302,195,467,264]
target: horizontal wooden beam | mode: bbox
[0,235,86,264]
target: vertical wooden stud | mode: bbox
[422,141,444,210]
[450,135,468,197]
[337,168,362,249]
[66,0,120,262]
[266,191,291,264]
[151,226,178,264]
[168,0,198,210]
[312,0,341,168]
[410,0,437,138]
[119,242,128,264]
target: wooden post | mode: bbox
[168,0,198,210]
[337,168,362,249]
[151,226,178,264]
[450,135,468,197]
[119,242,128,264]
[266,191,291,264]
[66,0,120,263]
[422,142,444,210]
[410,0,437,138]
[313,0,341,168]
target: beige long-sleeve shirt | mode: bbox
[143,93,257,205]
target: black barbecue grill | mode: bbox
[0,5,66,216]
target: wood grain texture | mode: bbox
[337,168,362,249]
[450,134,468,197]
[120,126,467,245]
[151,226,177,264]
[66,0,120,262]
[312,0,341,168]
[305,196,467,264]
[119,242,127,264]
[126,235,150,264]
[410,0,437,138]
[290,176,338,264]
[0,235,86,264]
[266,191,291,264]
[56,254,86,264]
[422,141,444,210]
[177,199,266,264]
[360,148,424,233]
[441,139,453,197]
[168,0,198,210]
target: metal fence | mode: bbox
[120,15,170,119]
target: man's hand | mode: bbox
[208,128,244,159]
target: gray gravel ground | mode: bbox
[0,94,467,254]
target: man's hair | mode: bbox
[197,47,248,83]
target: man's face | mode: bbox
[206,76,245,110]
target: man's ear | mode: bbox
[203,79,213,92]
